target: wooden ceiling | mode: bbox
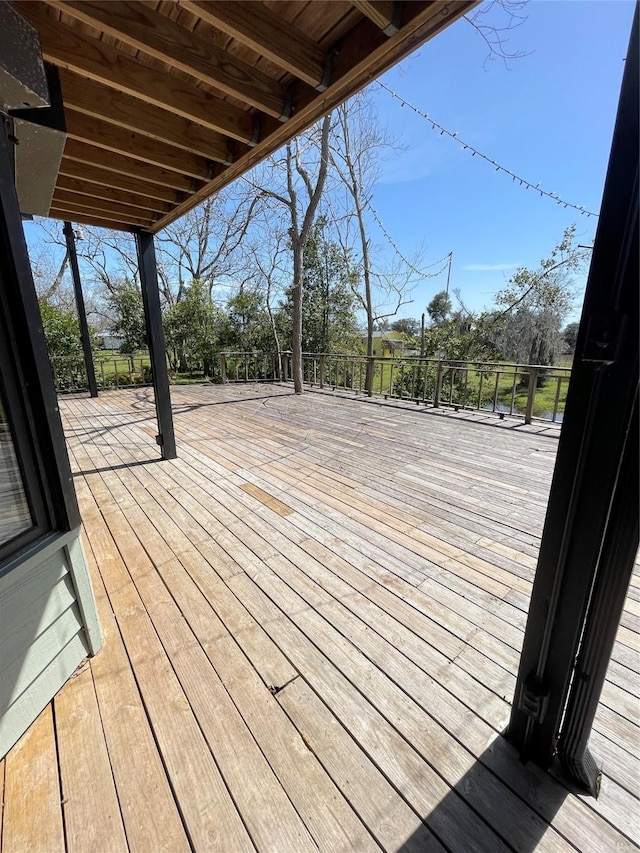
[17,1,476,233]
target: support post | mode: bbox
[365,356,375,397]
[507,10,638,790]
[135,229,176,460]
[524,367,538,424]
[433,360,444,408]
[63,222,97,398]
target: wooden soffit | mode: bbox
[15,0,477,233]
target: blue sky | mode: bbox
[25,1,634,328]
[365,0,635,322]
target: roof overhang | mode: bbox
[8,0,477,233]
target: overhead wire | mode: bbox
[376,81,599,219]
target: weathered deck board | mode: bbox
[2,384,638,853]
[2,706,64,852]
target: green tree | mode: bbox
[493,226,588,366]
[221,289,273,352]
[106,280,146,355]
[277,228,359,354]
[38,300,85,358]
[427,290,452,325]
[562,321,580,354]
[164,279,221,375]
[391,317,421,338]
[422,311,500,362]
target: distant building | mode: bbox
[360,330,411,357]
[97,332,125,351]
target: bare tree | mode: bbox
[246,232,290,377]
[155,187,264,303]
[249,114,332,393]
[330,95,430,394]
[464,0,530,68]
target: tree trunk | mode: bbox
[291,240,304,393]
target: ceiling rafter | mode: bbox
[12,1,477,231]
[352,1,400,36]
[49,206,148,230]
[178,1,327,89]
[19,3,264,145]
[62,140,202,192]
[55,176,170,214]
[44,0,290,118]
[59,70,235,165]
[65,109,218,180]
[58,160,184,204]
[53,188,163,221]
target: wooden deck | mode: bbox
[1,384,638,852]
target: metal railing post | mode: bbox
[319,354,325,389]
[220,352,227,383]
[366,356,375,397]
[525,367,539,424]
[434,360,444,408]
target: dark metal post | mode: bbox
[134,229,176,460]
[0,117,80,531]
[507,9,638,792]
[63,221,97,397]
[524,367,538,424]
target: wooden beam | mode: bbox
[178,1,326,89]
[62,140,200,192]
[64,108,214,180]
[59,159,184,204]
[352,1,399,36]
[45,1,288,118]
[152,1,477,232]
[59,70,234,165]
[20,4,258,144]
[48,207,146,231]
[56,176,170,214]
[53,189,163,221]
[52,201,154,227]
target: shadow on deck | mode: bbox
[1,384,637,852]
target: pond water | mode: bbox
[483,401,564,423]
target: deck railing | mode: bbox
[295,353,570,424]
[218,352,281,383]
[51,355,153,393]
[52,350,570,424]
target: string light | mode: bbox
[367,201,451,279]
[376,81,598,219]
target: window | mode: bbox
[0,390,33,545]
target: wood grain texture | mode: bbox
[55,663,128,853]
[2,385,637,852]
[58,162,178,210]
[179,0,326,87]
[48,0,287,116]
[62,141,198,192]
[59,70,234,164]
[2,706,64,853]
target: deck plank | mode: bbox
[55,664,128,853]
[81,537,190,853]
[2,706,64,852]
[3,384,638,853]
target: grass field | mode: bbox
[316,356,571,421]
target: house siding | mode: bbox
[0,529,100,757]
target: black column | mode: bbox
[135,229,177,460]
[0,116,80,532]
[63,221,98,398]
[507,8,638,792]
